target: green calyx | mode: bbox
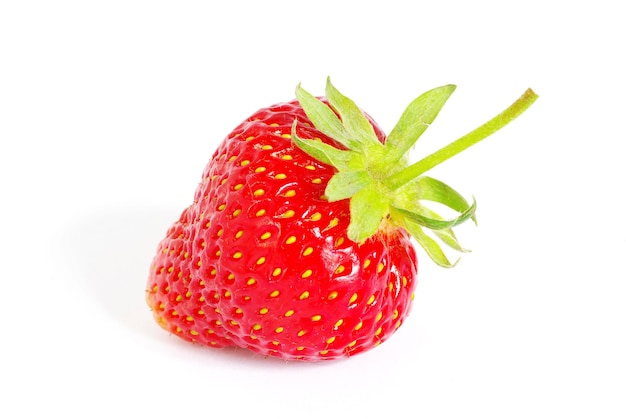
[292,77,538,267]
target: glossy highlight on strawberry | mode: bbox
[146,79,537,361]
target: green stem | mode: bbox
[386,88,539,190]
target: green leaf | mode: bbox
[295,83,357,150]
[385,84,456,162]
[402,219,458,268]
[411,205,471,253]
[325,77,382,152]
[393,197,476,230]
[416,176,477,224]
[325,170,372,202]
[433,228,471,253]
[391,176,476,224]
[291,122,364,171]
[347,184,390,243]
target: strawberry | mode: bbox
[146,78,537,361]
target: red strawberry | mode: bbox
[146,78,537,361]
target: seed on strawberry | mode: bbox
[146,78,537,361]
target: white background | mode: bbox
[1,1,624,418]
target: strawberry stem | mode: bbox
[386,88,539,190]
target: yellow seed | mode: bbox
[299,291,310,300]
[284,190,296,197]
[319,350,329,355]
[282,154,293,160]
[252,324,262,331]
[217,204,226,211]
[233,209,242,217]
[246,278,257,286]
[395,320,402,329]
[272,268,282,277]
[301,269,313,278]
[223,291,231,298]
[312,178,322,184]
[349,293,358,304]
[297,330,306,337]
[275,173,287,180]
[227,273,235,281]
[348,340,357,347]
[215,320,222,326]
[260,232,272,240]
[375,312,383,322]
[255,166,266,173]
[275,327,284,333]
[296,346,305,351]
[175,294,182,302]
[305,165,315,170]
[256,209,266,217]
[393,309,399,320]
[336,237,345,247]
[240,159,251,166]
[310,212,322,221]
[269,123,279,127]
[303,247,313,256]
[253,189,265,197]
[235,308,243,315]
[285,236,297,244]
[284,310,294,317]
[388,282,394,292]
[334,265,345,274]
[234,183,244,191]
[334,319,344,328]
[245,136,255,141]
[230,320,239,326]
[363,259,371,269]
[269,290,280,298]
[261,145,273,150]
[228,155,237,162]
[217,228,224,237]
[190,330,199,336]
[259,307,269,315]
[367,295,376,305]
[328,291,339,300]
[326,336,336,344]
[375,327,383,336]
[235,230,243,239]
[403,276,408,287]
[411,293,415,301]
[281,133,291,139]
[311,315,322,322]
[256,257,266,265]
[377,263,385,273]
[328,218,339,228]
[282,209,295,218]
[233,251,242,259]
[354,322,363,331]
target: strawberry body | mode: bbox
[146,100,418,361]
